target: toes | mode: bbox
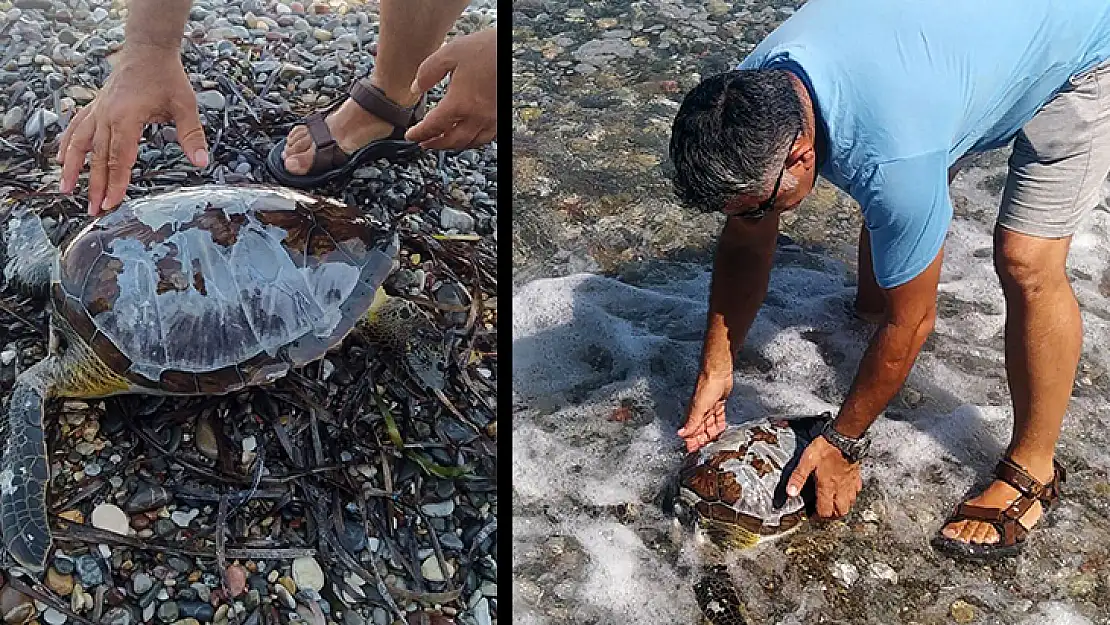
[941,521,964,540]
[286,128,313,154]
[284,151,313,176]
[282,126,309,159]
[970,521,998,545]
[956,520,980,543]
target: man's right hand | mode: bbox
[678,371,734,453]
[57,46,210,216]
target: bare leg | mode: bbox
[282,0,472,174]
[942,227,1078,545]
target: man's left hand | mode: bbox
[406,28,497,150]
[785,435,863,519]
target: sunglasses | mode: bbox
[723,129,800,221]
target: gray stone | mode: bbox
[23,108,58,136]
[472,598,491,625]
[90,503,129,535]
[3,106,24,132]
[101,608,132,625]
[132,573,154,595]
[291,557,325,592]
[196,91,226,111]
[156,601,179,623]
[420,500,456,518]
[420,556,453,582]
[438,532,465,551]
[440,207,475,232]
[125,485,173,513]
[89,6,108,22]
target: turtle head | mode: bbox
[359,288,421,350]
[2,207,60,298]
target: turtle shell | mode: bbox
[679,416,826,541]
[49,185,396,394]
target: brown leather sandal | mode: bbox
[931,457,1066,560]
[265,78,426,188]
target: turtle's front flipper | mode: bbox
[0,379,52,573]
[3,209,59,297]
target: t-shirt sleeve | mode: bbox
[854,151,953,289]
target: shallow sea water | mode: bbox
[512,1,1110,623]
[513,162,1110,624]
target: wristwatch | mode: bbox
[820,419,871,464]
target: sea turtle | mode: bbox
[0,184,410,574]
[675,414,827,625]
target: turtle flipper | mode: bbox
[0,380,52,573]
[3,210,59,297]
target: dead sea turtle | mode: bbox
[0,184,408,573]
[676,414,827,625]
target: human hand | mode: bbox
[677,371,733,453]
[405,28,497,150]
[56,46,210,216]
[785,435,863,519]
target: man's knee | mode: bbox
[993,227,1071,296]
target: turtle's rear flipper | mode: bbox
[694,565,751,625]
[0,381,52,573]
[3,210,59,297]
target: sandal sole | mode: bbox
[265,137,423,189]
[930,533,1025,561]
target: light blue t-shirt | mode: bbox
[738,0,1110,288]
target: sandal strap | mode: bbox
[994,457,1045,500]
[1040,459,1067,507]
[948,502,1032,548]
[349,79,426,139]
[303,111,349,172]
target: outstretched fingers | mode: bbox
[86,123,111,216]
[58,108,95,194]
[101,121,143,213]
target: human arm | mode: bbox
[405,28,497,150]
[678,213,779,452]
[786,154,950,517]
[833,248,942,437]
[57,0,208,216]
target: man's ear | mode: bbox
[788,138,817,172]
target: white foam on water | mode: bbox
[513,160,1110,624]
[1019,601,1095,625]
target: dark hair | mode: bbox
[668,69,804,212]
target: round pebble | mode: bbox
[291,556,325,592]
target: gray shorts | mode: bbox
[997,59,1110,238]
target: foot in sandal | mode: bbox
[932,456,1065,560]
[265,79,425,188]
